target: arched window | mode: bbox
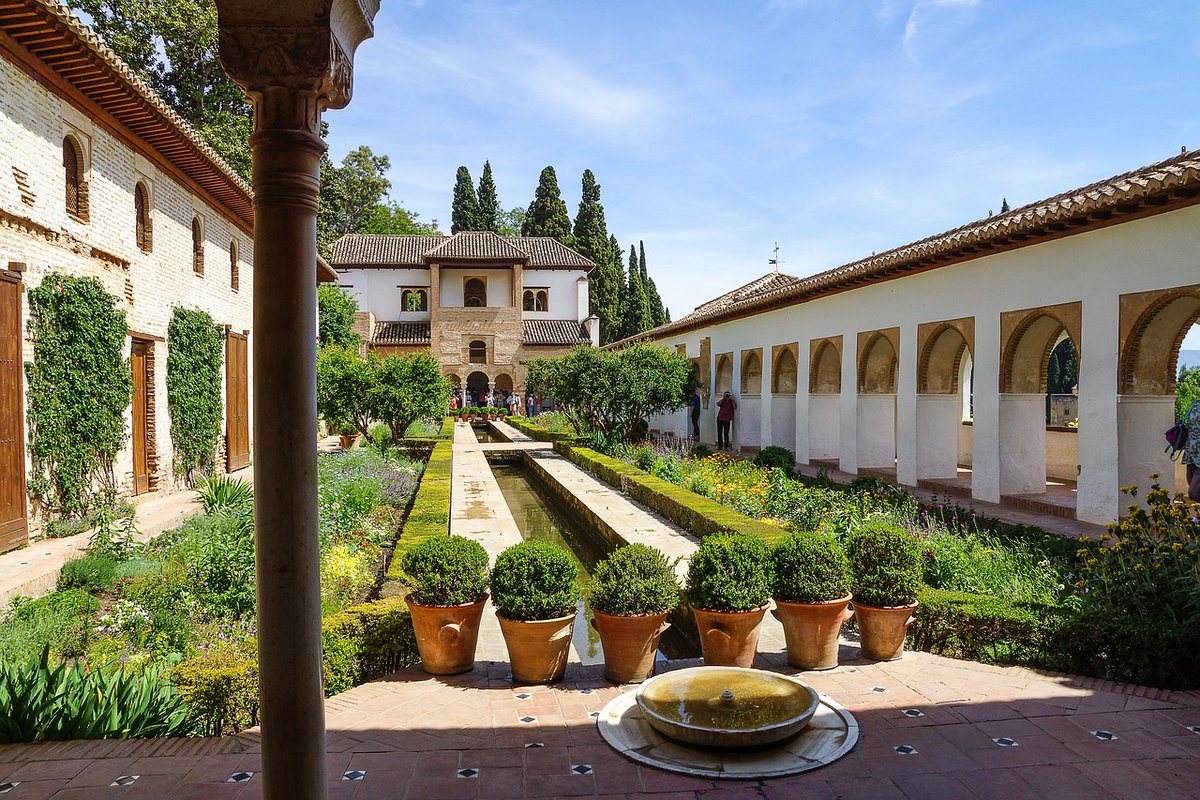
[469,339,487,364]
[536,290,548,311]
[230,240,239,292]
[464,277,486,308]
[523,290,535,311]
[134,182,152,251]
[523,288,549,312]
[402,288,427,312]
[192,217,204,276]
[63,137,87,220]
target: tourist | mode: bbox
[449,394,458,413]
[690,388,702,439]
[1186,396,1200,501]
[534,394,543,415]
[526,393,535,417]
[716,391,737,451]
[508,393,520,416]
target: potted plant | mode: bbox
[467,406,478,422]
[400,535,490,674]
[458,406,469,421]
[491,539,580,683]
[769,531,853,670]
[846,524,922,661]
[337,422,360,450]
[684,533,772,667]
[589,544,680,684]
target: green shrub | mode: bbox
[490,540,579,621]
[590,544,680,616]
[166,307,224,480]
[919,526,1060,604]
[0,649,189,743]
[753,445,794,471]
[685,533,772,612]
[910,588,1062,666]
[111,564,200,655]
[319,543,374,614]
[400,535,489,606]
[164,508,256,616]
[0,590,99,662]
[43,517,90,539]
[386,441,453,584]
[322,595,418,695]
[691,443,713,459]
[846,524,922,607]
[57,552,119,592]
[368,422,392,450]
[195,475,253,515]
[173,643,259,736]
[771,531,850,603]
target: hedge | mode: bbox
[505,416,578,444]
[174,596,418,736]
[386,438,453,585]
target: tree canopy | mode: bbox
[451,165,481,233]
[621,246,652,341]
[317,284,360,348]
[369,351,451,445]
[477,161,499,232]
[521,166,573,244]
[1177,364,1200,421]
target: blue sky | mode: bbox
[326,0,1200,344]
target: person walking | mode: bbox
[1185,397,1200,501]
[716,391,737,451]
[526,393,535,417]
[690,389,702,439]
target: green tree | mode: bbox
[496,207,526,236]
[477,161,499,232]
[525,343,692,440]
[1047,339,1078,395]
[622,246,652,340]
[316,345,375,436]
[317,144,396,258]
[166,307,224,481]
[362,201,437,235]
[521,166,573,245]
[572,170,618,340]
[605,235,626,344]
[639,241,665,328]
[73,0,252,179]
[368,351,452,446]
[1177,364,1200,421]
[451,166,481,233]
[317,284,359,348]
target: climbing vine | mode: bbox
[24,273,132,518]
[167,307,224,482]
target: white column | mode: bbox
[1076,299,1121,523]
[839,337,859,473]
[915,395,962,479]
[731,354,742,449]
[1117,395,1177,511]
[895,325,918,485]
[971,313,1002,503]
[999,394,1047,494]
[760,346,773,449]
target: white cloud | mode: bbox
[903,0,980,49]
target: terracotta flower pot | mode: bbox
[497,612,576,683]
[338,433,359,450]
[406,594,488,675]
[853,600,918,661]
[590,609,670,684]
[691,604,769,667]
[771,595,853,671]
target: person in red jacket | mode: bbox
[716,391,737,451]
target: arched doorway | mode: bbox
[916,319,973,485]
[856,328,899,472]
[739,349,763,449]
[465,371,489,404]
[771,345,798,452]
[808,337,842,464]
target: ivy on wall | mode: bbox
[24,273,132,518]
[167,307,224,482]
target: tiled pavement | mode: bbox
[1,648,1198,799]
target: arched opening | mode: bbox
[772,348,797,394]
[191,216,204,276]
[134,182,151,252]
[738,350,763,449]
[465,371,489,403]
[229,240,239,292]
[916,322,974,486]
[715,354,733,396]
[468,339,487,364]
[63,136,87,221]
[1118,286,1200,502]
[494,373,513,392]
[740,351,762,395]
[402,289,427,312]
[522,289,548,312]
[770,345,798,453]
[856,329,899,473]
[808,337,842,465]
[464,277,486,308]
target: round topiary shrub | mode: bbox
[400,535,489,606]
[685,533,773,612]
[771,531,850,603]
[490,539,579,621]
[846,524,923,607]
[753,445,795,471]
[590,544,680,616]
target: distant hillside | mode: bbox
[1180,350,1200,370]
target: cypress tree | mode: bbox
[451,165,480,233]
[622,246,651,339]
[573,170,618,339]
[477,161,499,232]
[606,235,625,344]
[521,166,573,245]
[638,241,665,328]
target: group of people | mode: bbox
[449,388,554,418]
[690,388,739,450]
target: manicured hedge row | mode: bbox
[556,443,787,545]
[174,596,417,735]
[909,587,1062,667]
[386,438,453,585]
[505,416,578,443]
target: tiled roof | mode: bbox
[372,321,431,345]
[0,1,253,231]
[330,232,596,271]
[615,148,1200,345]
[684,272,803,321]
[522,320,590,345]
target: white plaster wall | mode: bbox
[808,395,840,460]
[771,396,796,452]
[916,395,960,479]
[521,269,588,320]
[856,394,897,468]
[1117,395,1176,504]
[439,267,514,308]
[337,267,429,320]
[646,202,1200,523]
[1045,430,1079,482]
[738,396,761,448]
[999,395,1046,494]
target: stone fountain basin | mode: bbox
[634,666,820,749]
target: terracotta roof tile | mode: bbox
[372,321,431,345]
[330,234,447,266]
[329,232,596,270]
[522,320,590,345]
[425,231,529,261]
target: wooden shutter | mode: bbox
[131,340,150,494]
[0,273,27,550]
[226,332,250,471]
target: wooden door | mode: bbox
[130,340,150,494]
[225,332,250,471]
[0,274,27,550]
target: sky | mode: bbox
[324,0,1200,346]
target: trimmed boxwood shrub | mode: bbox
[846,524,922,607]
[386,440,452,587]
[400,535,489,606]
[590,544,680,617]
[490,540,579,621]
[685,533,772,612]
[753,445,794,471]
[771,531,850,603]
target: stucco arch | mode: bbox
[465,370,489,397]
[918,320,973,394]
[715,353,733,395]
[740,349,762,394]
[772,346,798,394]
[1000,303,1081,394]
[1119,285,1200,395]
[809,337,842,394]
[494,373,514,392]
[857,328,899,394]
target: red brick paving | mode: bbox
[1,649,1198,799]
